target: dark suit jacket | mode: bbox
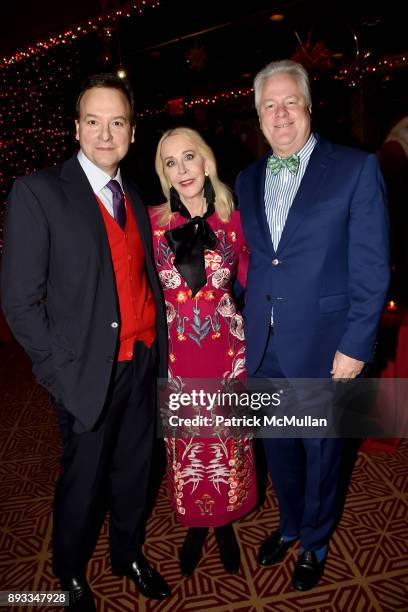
[1,155,167,430]
[235,136,390,377]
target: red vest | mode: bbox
[97,195,156,361]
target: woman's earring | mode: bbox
[169,185,182,212]
[204,171,209,177]
[203,174,215,205]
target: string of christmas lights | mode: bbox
[334,52,408,87]
[0,46,80,252]
[0,1,160,252]
[138,87,255,118]
[133,51,408,117]
[0,0,160,69]
[0,0,406,254]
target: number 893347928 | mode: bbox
[0,591,68,606]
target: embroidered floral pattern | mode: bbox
[150,208,256,527]
[165,301,176,324]
[205,252,222,270]
[168,436,255,518]
[230,313,244,340]
[217,293,236,318]
[159,269,181,289]
[212,267,231,289]
[176,290,188,303]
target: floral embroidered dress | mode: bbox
[149,207,257,527]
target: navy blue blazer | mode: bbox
[236,136,390,377]
[1,155,167,430]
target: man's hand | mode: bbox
[331,350,365,380]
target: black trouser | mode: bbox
[52,340,157,580]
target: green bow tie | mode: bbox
[267,154,300,175]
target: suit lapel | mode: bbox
[60,155,112,265]
[60,156,155,290]
[252,155,276,256]
[276,137,332,255]
[60,157,152,262]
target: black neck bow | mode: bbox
[164,176,218,296]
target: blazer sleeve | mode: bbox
[1,178,60,398]
[338,154,390,361]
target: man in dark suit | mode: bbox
[236,60,389,591]
[1,74,170,609]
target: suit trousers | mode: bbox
[52,340,157,580]
[254,329,344,550]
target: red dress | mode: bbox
[149,208,257,527]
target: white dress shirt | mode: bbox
[77,150,124,217]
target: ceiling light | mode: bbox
[270,14,285,22]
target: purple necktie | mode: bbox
[106,179,126,230]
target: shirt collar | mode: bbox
[271,132,317,161]
[298,132,316,161]
[77,150,123,194]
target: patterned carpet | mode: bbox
[0,339,407,612]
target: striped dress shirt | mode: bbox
[265,133,317,251]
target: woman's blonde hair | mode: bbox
[153,126,234,226]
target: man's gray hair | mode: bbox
[254,59,312,112]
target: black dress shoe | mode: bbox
[258,530,296,566]
[113,553,171,600]
[179,527,209,577]
[60,577,96,612]
[215,524,240,574]
[292,550,326,591]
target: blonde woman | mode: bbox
[149,127,257,576]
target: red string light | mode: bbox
[0,1,160,68]
[1,0,406,252]
[0,2,160,252]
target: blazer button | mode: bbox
[266,294,271,301]
[111,321,119,328]
[106,357,114,363]
[272,258,280,266]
